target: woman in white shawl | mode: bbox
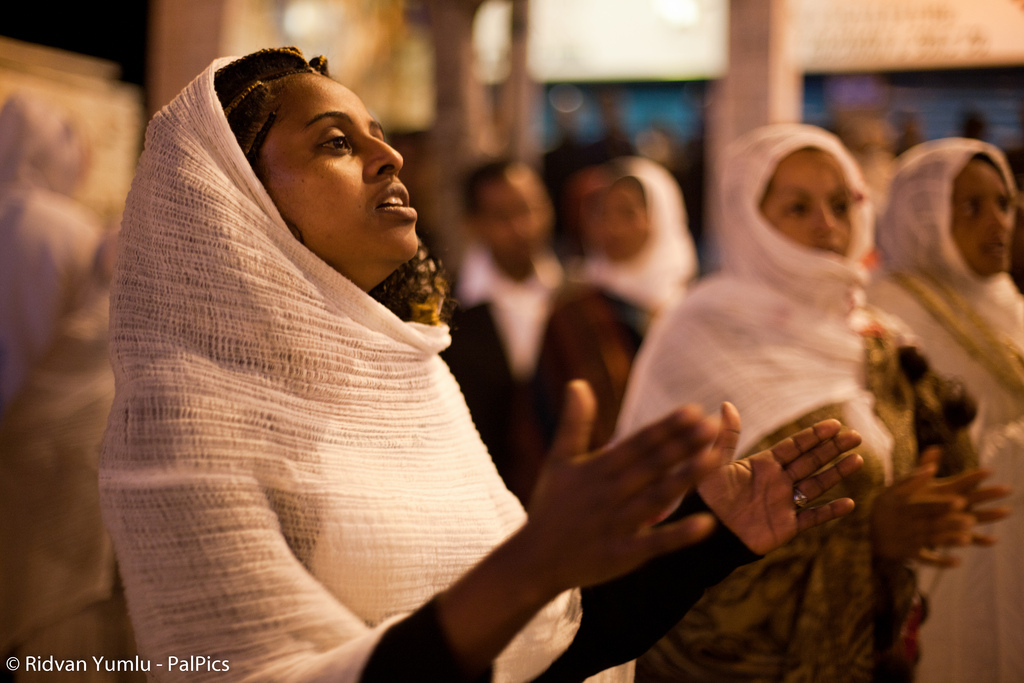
[534,157,697,451]
[579,156,698,318]
[98,48,866,683]
[869,138,1023,683]
[617,124,1001,683]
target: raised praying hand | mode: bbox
[434,384,864,679]
[696,402,864,555]
[870,446,1011,567]
[523,384,863,596]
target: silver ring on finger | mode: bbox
[793,487,809,510]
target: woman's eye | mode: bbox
[955,200,976,218]
[323,135,351,152]
[832,200,849,216]
[997,194,1013,214]
[787,203,808,217]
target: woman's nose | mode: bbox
[816,204,838,230]
[985,200,1014,233]
[367,138,404,179]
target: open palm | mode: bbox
[697,403,864,555]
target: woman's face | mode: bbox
[759,148,853,256]
[950,158,1015,277]
[593,176,650,262]
[257,74,418,291]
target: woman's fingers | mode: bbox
[709,402,741,465]
[926,528,974,548]
[932,468,993,497]
[918,446,943,468]
[905,496,967,518]
[770,420,862,483]
[527,397,725,590]
[789,419,843,453]
[790,449,863,536]
[929,471,1011,526]
[888,461,939,497]
[548,380,598,463]
[616,447,722,530]
[789,453,864,502]
[767,419,841,468]
[602,407,719,499]
[633,512,718,561]
[795,497,856,533]
[915,548,962,568]
[972,505,1012,524]
[538,392,724,553]
[965,484,1012,508]
[895,505,974,552]
[912,501,1005,549]
[970,531,999,546]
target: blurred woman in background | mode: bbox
[0,93,137,682]
[870,138,1022,683]
[533,157,697,452]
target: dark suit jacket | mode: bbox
[442,302,546,504]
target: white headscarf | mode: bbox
[876,137,1023,345]
[618,124,896,473]
[582,157,698,313]
[99,58,591,682]
[716,124,875,312]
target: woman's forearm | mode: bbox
[534,493,760,682]
[433,526,564,680]
[359,526,560,682]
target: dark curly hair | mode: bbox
[213,46,452,325]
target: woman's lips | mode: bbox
[375,203,418,222]
[373,183,417,222]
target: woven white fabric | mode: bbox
[99,58,590,682]
[581,156,697,315]
[869,139,1024,683]
[617,124,896,471]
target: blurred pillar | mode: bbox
[704,0,802,268]
[423,0,488,271]
[500,0,541,167]
[148,0,235,115]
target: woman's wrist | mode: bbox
[433,524,565,679]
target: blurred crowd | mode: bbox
[439,98,1024,683]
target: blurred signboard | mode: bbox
[521,0,1024,82]
[798,0,1024,72]
[527,0,728,81]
